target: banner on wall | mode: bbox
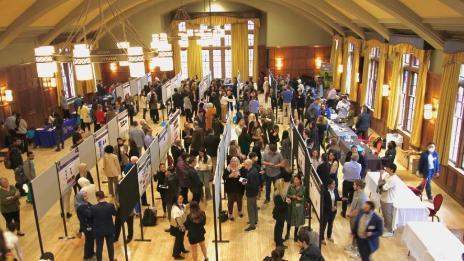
[118,110,129,138]
[94,127,109,160]
[137,153,152,196]
[320,63,333,89]
[199,73,211,99]
[158,127,171,162]
[169,110,181,144]
[57,148,80,193]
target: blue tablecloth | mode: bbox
[34,117,77,148]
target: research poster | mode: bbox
[57,148,80,193]
[158,127,170,162]
[169,110,181,144]
[118,110,129,138]
[298,142,306,173]
[94,127,109,160]
[122,82,131,98]
[137,153,152,196]
[199,73,210,99]
[309,173,322,219]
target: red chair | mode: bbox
[428,194,443,222]
[408,178,427,201]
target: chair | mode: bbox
[428,194,443,222]
[408,178,427,201]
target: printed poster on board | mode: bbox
[122,82,131,98]
[118,110,129,138]
[94,127,109,160]
[137,154,152,196]
[57,148,80,193]
[169,110,181,144]
[298,143,306,173]
[158,127,170,162]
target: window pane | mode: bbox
[225,49,232,79]
[202,50,210,77]
[180,50,188,79]
[248,49,254,78]
[224,24,231,31]
[248,34,254,47]
[213,50,222,79]
[248,20,254,30]
[224,35,231,47]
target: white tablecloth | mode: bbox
[365,172,429,230]
[402,222,464,261]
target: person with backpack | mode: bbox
[53,112,64,152]
[6,138,25,196]
[22,151,36,203]
[148,90,159,124]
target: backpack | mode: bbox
[141,208,157,226]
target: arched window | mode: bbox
[366,47,380,109]
[398,53,420,133]
[449,65,464,167]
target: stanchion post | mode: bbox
[54,162,74,240]
[211,183,219,261]
[94,157,102,191]
[30,184,45,256]
[318,183,324,250]
[121,222,129,261]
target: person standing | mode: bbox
[94,105,105,132]
[184,201,208,261]
[355,106,371,140]
[263,76,270,104]
[184,95,193,123]
[203,129,220,175]
[297,228,324,261]
[0,177,24,236]
[272,179,289,249]
[341,153,361,218]
[165,167,179,225]
[263,144,284,203]
[378,163,400,237]
[91,191,116,261]
[345,179,368,256]
[186,157,203,203]
[14,114,27,153]
[281,86,293,124]
[223,157,244,220]
[351,201,383,261]
[8,138,24,195]
[243,159,260,232]
[190,122,205,156]
[285,175,305,241]
[171,194,189,260]
[75,191,94,260]
[418,143,440,202]
[147,90,159,123]
[129,121,145,154]
[316,154,331,188]
[336,95,351,118]
[321,179,341,244]
[114,138,129,172]
[195,149,212,201]
[22,152,36,203]
[238,127,252,156]
[102,145,120,198]
[280,130,291,161]
[80,103,92,132]
[53,112,64,151]
[344,146,367,179]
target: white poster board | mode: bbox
[298,143,306,172]
[137,152,152,196]
[309,172,322,219]
[141,76,148,89]
[107,116,119,147]
[199,73,211,99]
[57,148,80,193]
[78,136,97,169]
[158,127,171,162]
[162,82,172,104]
[115,84,124,99]
[130,79,138,96]
[31,165,60,219]
[94,126,109,160]
[118,110,129,138]
[149,138,160,173]
[169,110,181,144]
[122,82,131,98]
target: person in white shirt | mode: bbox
[379,163,400,237]
[263,77,270,104]
[195,149,213,200]
[170,194,189,259]
[326,86,338,110]
[336,95,351,118]
[4,222,24,261]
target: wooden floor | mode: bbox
[2,106,464,261]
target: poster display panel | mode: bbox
[78,136,97,169]
[298,143,306,173]
[107,116,119,147]
[57,148,80,193]
[118,166,140,222]
[122,82,131,98]
[31,165,60,219]
[118,110,129,138]
[130,79,138,96]
[115,84,124,99]
[158,127,171,162]
[169,110,181,144]
[137,152,152,196]
[149,138,160,173]
[309,170,322,219]
[94,126,109,160]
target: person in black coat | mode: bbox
[381,141,397,167]
[297,227,325,261]
[171,140,185,166]
[345,145,367,178]
[316,154,331,187]
[155,163,168,217]
[272,179,289,248]
[184,201,208,261]
[172,89,184,112]
[75,191,94,260]
[186,157,203,203]
[91,191,116,261]
[243,159,260,231]
[321,179,342,244]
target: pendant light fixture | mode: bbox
[34,46,57,78]
[73,44,94,80]
[128,46,145,77]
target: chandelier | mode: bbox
[34,46,57,78]
[73,44,93,80]
[151,33,173,72]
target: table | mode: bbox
[339,139,382,171]
[402,222,464,261]
[34,117,77,148]
[365,172,429,230]
[328,121,358,142]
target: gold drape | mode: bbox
[360,40,387,119]
[172,27,181,75]
[341,36,361,99]
[330,35,343,90]
[433,52,464,165]
[232,23,249,79]
[386,46,405,130]
[187,38,202,79]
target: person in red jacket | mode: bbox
[94,105,105,132]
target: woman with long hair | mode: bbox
[328,150,340,187]
[185,201,208,261]
[238,127,253,156]
[285,175,305,241]
[223,157,244,220]
[280,130,291,161]
[195,148,212,200]
[310,149,322,170]
[171,194,189,259]
[272,179,289,248]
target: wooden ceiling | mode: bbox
[0,0,463,50]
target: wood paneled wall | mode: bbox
[0,64,58,129]
[267,46,331,78]
[100,62,177,86]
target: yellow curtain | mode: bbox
[182,16,260,28]
[349,39,361,101]
[330,35,343,90]
[360,40,387,119]
[386,46,404,130]
[232,23,249,79]
[171,27,181,75]
[433,52,464,165]
[187,38,202,79]
[253,23,259,82]
[341,36,361,99]
[410,50,431,147]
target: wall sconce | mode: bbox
[315,57,322,69]
[338,64,343,73]
[424,104,433,120]
[356,73,360,83]
[0,88,13,103]
[382,84,390,96]
[276,57,283,70]
[41,77,57,88]
[110,62,118,72]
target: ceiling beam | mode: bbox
[75,0,148,42]
[326,0,390,40]
[301,0,365,39]
[280,0,343,36]
[437,0,464,17]
[38,0,110,45]
[368,0,445,49]
[0,0,68,49]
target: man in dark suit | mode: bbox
[321,179,342,244]
[91,191,117,261]
[316,153,331,187]
[351,201,383,261]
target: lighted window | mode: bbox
[248,34,254,47]
[224,35,231,47]
[248,49,254,78]
[224,24,231,31]
[398,53,420,133]
[212,50,222,79]
[180,49,188,79]
[178,21,186,32]
[225,49,232,79]
[344,43,355,95]
[248,20,254,30]
[212,36,221,47]
[366,47,380,109]
[449,65,464,167]
[61,63,76,98]
[202,49,210,78]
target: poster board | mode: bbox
[122,82,131,99]
[158,127,171,162]
[213,164,222,216]
[115,84,124,99]
[146,73,152,83]
[149,138,160,173]
[309,167,322,220]
[199,73,211,99]
[141,75,148,89]
[118,166,140,223]
[137,152,152,196]
[31,165,60,219]
[298,143,306,174]
[107,116,119,147]
[130,79,138,96]
[169,110,181,144]
[94,126,109,160]
[57,148,80,193]
[118,110,129,138]
[78,136,97,169]
[162,81,172,103]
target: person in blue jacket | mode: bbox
[418,143,440,201]
[351,201,383,261]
